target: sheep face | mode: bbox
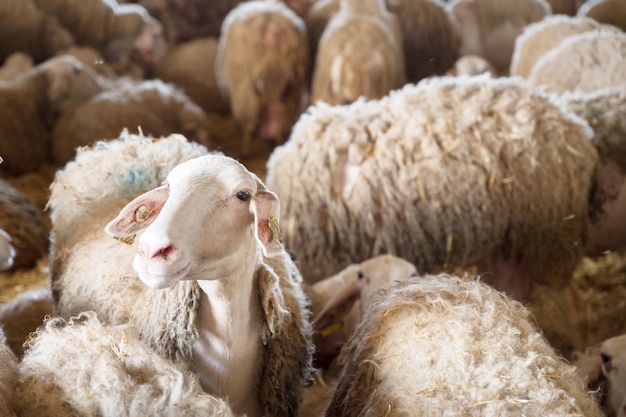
[105,155,283,289]
[600,335,626,417]
[42,55,103,114]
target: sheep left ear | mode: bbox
[251,189,284,257]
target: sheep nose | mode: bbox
[140,241,177,260]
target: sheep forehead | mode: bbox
[165,155,257,196]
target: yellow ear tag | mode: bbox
[135,205,150,223]
[268,215,283,243]
[320,322,343,338]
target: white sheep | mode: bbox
[266,75,601,351]
[14,312,237,417]
[527,31,626,94]
[577,0,626,31]
[215,0,310,156]
[49,132,314,417]
[323,274,605,417]
[0,54,103,177]
[31,0,166,77]
[311,0,406,105]
[0,326,18,417]
[509,15,619,78]
[50,79,212,166]
[449,0,552,74]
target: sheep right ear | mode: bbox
[104,185,169,241]
[312,280,362,335]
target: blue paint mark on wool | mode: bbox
[116,168,155,190]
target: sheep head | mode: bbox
[105,155,283,289]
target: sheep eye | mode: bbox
[357,271,364,279]
[237,191,251,201]
[601,353,611,364]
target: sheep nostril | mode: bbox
[144,243,176,260]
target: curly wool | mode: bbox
[325,275,604,417]
[16,312,236,417]
[267,75,597,284]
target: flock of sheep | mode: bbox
[0,0,625,416]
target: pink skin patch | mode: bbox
[254,102,282,142]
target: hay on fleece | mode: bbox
[324,274,604,417]
[15,312,236,417]
[266,75,597,284]
[528,31,626,94]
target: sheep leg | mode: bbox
[475,248,532,302]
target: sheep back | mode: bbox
[325,275,604,417]
[16,312,236,417]
[266,76,597,284]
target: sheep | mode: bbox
[445,53,496,76]
[14,311,237,417]
[578,0,626,31]
[0,55,104,177]
[323,274,605,417]
[385,0,461,83]
[31,0,166,77]
[215,0,309,156]
[527,31,626,94]
[50,79,212,166]
[311,0,405,106]
[303,255,417,369]
[559,86,626,255]
[265,75,600,350]
[59,46,117,78]
[152,37,230,114]
[449,0,552,74]
[509,15,620,78]
[0,0,74,64]
[0,53,35,82]
[0,179,48,271]
[49,132,314,417]
[0,326,18,417]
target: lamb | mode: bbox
[311,0,405,106]
[49,132,314,417]
[0,0,74,64]
[215,0,309,156]
[152,37,230,114]
[265,75,600,350]
[50,79,212,166]
[0,326,18,417]
[509,15,619,78]
[449,0,551,74]
[527,31,626,94]
[577,0,626,31]
[14,312,237,417]
[0,179,48,271]
[306,254,417,369]
[323,274,605,417]
[31,0,166,77]
[0,55,104,177]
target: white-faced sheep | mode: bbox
[31,0,166,77]
[0,179,48,271]
[527,31,626,94]
[266,75,601,351]
[449,0,552,74]
[0,0,74,64]
[49,132,314,417]
[305,254,417,369]
[0,55,104,177]
[509,15,620,78]
[577,0,626,31]
[152,37,230,114]
[0,326,18,417]
[323,274,605,417]
[50,79,212,166]
[311,0,406,105]
[215,0,309,155]
[15,312,237,417]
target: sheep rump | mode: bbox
[324,274,604,417]
[266,75,597,284]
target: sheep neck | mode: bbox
[193,245,263,417]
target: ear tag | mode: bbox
[268,216,283,243]
[135,205,150,223]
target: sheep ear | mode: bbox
[312,281,362,334]
[104,185,169,240]
[250,189,284,257]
